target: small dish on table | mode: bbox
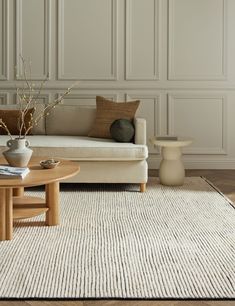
[40,159,60,169]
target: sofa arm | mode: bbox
[134,117,146,145]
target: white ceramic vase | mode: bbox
[3,138,33,167]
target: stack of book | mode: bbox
[0,166,30,179]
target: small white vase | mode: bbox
[3,138,33,167]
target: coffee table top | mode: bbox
[0,157,80,188]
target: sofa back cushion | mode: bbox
[0,104,46,135]
[46,105,96,136]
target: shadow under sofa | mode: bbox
[0,106,148,192]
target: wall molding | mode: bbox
[15,0,51,80]
[125,0,160,80]
[57,0,117,81]
[14,93,50,104]
[56,93,118,105]
[167,93,227,155]
[168,0,227,81]
[126,93,162,134]
[2,81,235,91]
[0,92,9,104]
[126,93,162,154]
[0,0,8,80]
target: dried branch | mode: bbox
[11,56,78,138]
[24,83,78,136]
[19,56,34,137]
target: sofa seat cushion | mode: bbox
[0,136,148,161]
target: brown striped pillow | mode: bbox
[0,108,35,135]
[88,96,140,139]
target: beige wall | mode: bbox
[1,0,235,169]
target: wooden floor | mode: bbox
[1,170,235,306]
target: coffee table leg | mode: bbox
[45,182,60,226]
[13,187,24,197]
[0,189,6,240]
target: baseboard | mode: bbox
[148,156,235,170]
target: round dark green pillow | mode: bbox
[110,119,135,142]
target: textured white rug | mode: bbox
[0,177,234,299]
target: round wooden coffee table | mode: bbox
[0,157,80,241]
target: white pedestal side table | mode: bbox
[150,137,193,186]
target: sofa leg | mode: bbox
[140,183,146,193]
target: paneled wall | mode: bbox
[1,0,235,169]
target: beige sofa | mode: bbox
[0,105,148,191]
